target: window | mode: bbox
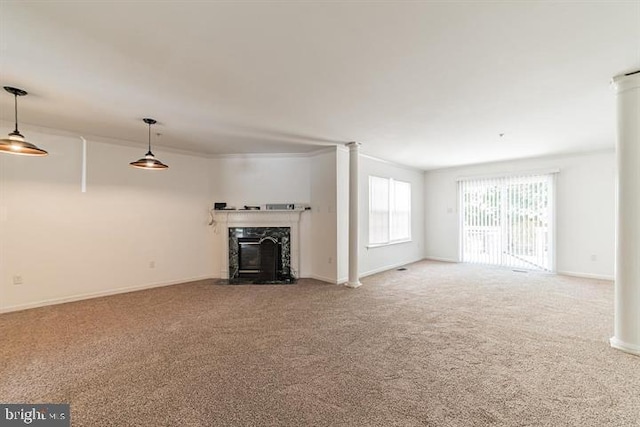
[459,173,555,271]
[369,176,411,245]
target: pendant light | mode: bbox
[130,118,168,170]
[0,86,48,156]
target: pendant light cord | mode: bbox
[148,122,152,153]
[13,94,19,134]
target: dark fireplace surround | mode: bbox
[228,227,295,284]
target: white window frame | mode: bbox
[368,176,412,247]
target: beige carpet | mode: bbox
[1,260,639,426]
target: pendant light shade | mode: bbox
[0,86,48,156]
[130,118,168,170]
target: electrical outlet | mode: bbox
[149,261,156,269]
[328,257,332,264]
[13,275,23,285]
[590,254,597,262]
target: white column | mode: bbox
[346,142,362,288]
[611,71,640,356]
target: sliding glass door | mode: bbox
[459,173,555,271]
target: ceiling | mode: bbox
[1,1,638,170]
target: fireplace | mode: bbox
[238,237,281,281]
[229,227,294,284]
[213,210,303,283]
[238,238,261,274]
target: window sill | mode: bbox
[367,239,412,249]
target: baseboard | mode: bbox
[424,256,459,263]
[610,336,640,356]
[557,271,614,281]
[307,273,351,285]
[308,274,339,284]
[360,257,425,278]
[0,275,216,314]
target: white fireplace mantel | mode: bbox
[213,210,304,279]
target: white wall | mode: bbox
[309,148,338,283]
[0,129,215,313]
[209,155,311,208]
[336,147,349,283]
[359,155,425,277]
[424,150,615,279]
